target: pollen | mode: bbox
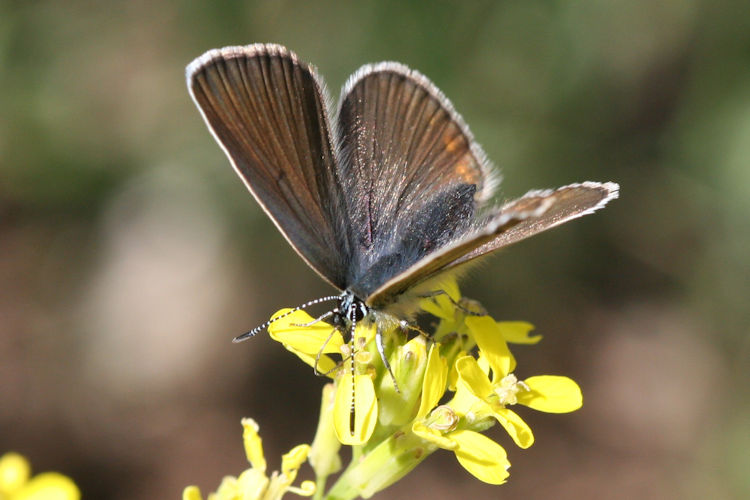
[494,374,529,406]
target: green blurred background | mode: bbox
[2,1,749,498]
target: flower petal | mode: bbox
[0,452,30,494]
[432,317,464,341]
[419,297,452,320]
[355,322,377,345]
[268,309,344,355]
[281,444,311,479]
[416,344,448,418]
[212,475,240,499]
[491,407,535,449]
[309,384,342,478]
[412,422,457,450]
[285,350,340,378]
[496,321,541,344]
[449,378,482,415]
[379,337,429,426]
[14,473,81,500]
[333,374,378,445]
[518,376,583,413]
[449,430,510,485]
[182,485,203,500]
[455,356,493,400]
[236,469,268,500]
[465,316,515,377]
[241,418,266,472]
[419,279,461,320]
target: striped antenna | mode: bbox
[233,295,342,342]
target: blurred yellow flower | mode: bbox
[0,452,80,500]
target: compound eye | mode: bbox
[349,301,368,322]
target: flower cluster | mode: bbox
[185,279,582,499]
[183,418,315,500]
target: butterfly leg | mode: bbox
[419,290,486,316]
[399,320,431,339]
[313,326,342,377]
[315,352,353,377]
[375,325,400,393]
[292,310,335,328]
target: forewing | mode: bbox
[336,62,497,285]
[187,44,350,289]
[366,181,619,308]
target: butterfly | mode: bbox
[186,43,618,376]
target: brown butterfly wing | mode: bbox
[336,63,498,294]
[187,44,350,289]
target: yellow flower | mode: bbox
[183,419,315,500]
[252,288,581,495]
[267,309,380,446]
[411,345,511,485]
[0,452,80,500]
[454,316,583,449]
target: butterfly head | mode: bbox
[332,290,370,333]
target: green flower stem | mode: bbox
[313,475,328,500]
[351,444,363,463]
[324,428,436,500]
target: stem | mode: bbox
[323,428,437,500]
[313,475,328,500]
[350,444,362,463]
